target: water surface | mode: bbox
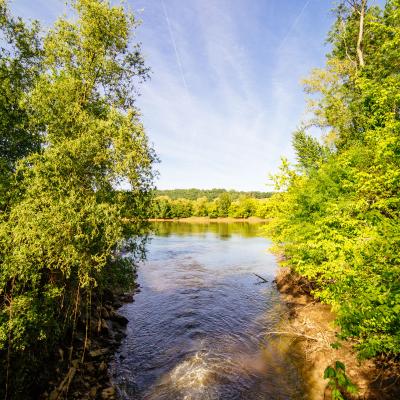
[111,222,305,399]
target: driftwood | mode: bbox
[253,273,268,283]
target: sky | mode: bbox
[8,0,380,191]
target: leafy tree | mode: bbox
[192,196,209,216]
[265,0,400,359]
[324,361,358,400]
[229,196,257,218]
[215,193,232,217]
[0,0,155,397]
[156,188,272,200]
[292,130,326,171]
[0,0,42,209]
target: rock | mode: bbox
[102,289,115,304]
[114,331,127,341]
[99,361,107,371]
[100,318,112,336]
[101,386,115,399]
[89,318,99,334]
[112,300,122,308]
[86,362,95,373]
[100,307,110,319]
[89,347,110,358]
[89,387,97,398]
[120,293,133,303]
[109,310,128,325]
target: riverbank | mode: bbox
[149,216,267,223]
[274,267,400,400]
[41,288,138,400]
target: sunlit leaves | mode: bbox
[264,0,400,359]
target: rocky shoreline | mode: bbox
[41,287,139,400]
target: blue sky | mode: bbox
[8,0,382,191]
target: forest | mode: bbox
[150,192,272,219]
[0,0,400,398]
[155,188,272,201]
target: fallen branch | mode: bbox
[266,331,319,341]
[254,273,268,283]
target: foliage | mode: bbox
[324,361,358,399]
[155,188,272,200]
[0,0,42,209]
[0,1,155,397]
[150,194,270,219]
[264,0,400,359]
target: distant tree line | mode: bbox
[150,193,273,219]
[155,188,272,201]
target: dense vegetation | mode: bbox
[151,193,272,219]
[155,188,272,201]
[265,0,400,359]
[0,1,155,397]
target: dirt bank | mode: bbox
[274,267,400,400]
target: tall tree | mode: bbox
[265,0,400,366]
[0,0,42,209]
[0,1,155,397]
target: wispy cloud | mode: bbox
[10,0,334,190]
[160,0,189,91]
[132,0,333,190]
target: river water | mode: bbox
[111,222,306,399]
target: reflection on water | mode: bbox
[111,222,306,399]
[152,221,263,239]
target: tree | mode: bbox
[292,130,326,171]
[216,193,231,217]
[0,0,42,209]
[0,0,155,396]
[265,0,400,361]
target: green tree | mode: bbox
[216,193,231,217]
[265,0,400,360]
[292,130,326,172]
[0,0,155,396]
[193,196,209,216]
[0,0,42,209]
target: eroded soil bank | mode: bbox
[274,267,400,400]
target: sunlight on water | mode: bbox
[169,352,213,399]
[111,222,306,399]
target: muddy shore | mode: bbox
[274,267,400,400]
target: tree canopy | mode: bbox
[265,0,400,359]
[0,1,155,397]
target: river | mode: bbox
[110,221,306,399]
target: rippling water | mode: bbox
[111,222,306,399]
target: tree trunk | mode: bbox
[356,0,367,67]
